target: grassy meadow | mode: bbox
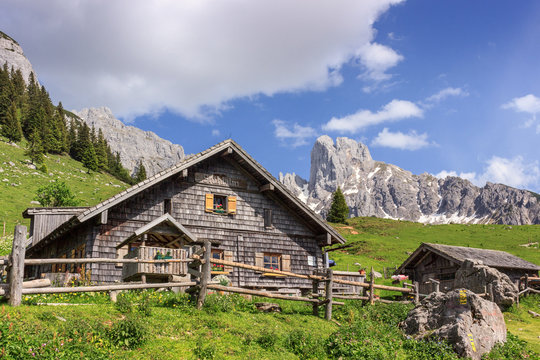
[0,137,128,245]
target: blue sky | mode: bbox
[1,0,539,192]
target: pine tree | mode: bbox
[326,187,349,224]
[1,102,23,142]
[81,142,99,172]
[95,129,108,170]
[0,63,14,125]
[25,130,44,164]
[133,160,147,183]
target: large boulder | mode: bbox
[401,289,506,359]
[454,259,518,308]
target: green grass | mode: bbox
[0,137,128,250]
[327,217,540,273]
[504,295,540,353]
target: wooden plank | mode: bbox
[209,258,319,280]
[207,285,319,303]
[259,183,274,192]
[8,225,27,306]
[24,258,193,265]
[22,282,197,295]
[197,239,211,309]
[325,268,333,320]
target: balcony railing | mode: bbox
[122,246,188,281]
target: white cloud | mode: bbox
[371,128,431,150]
[211,129,220,137]
[502,94,540,132]
[502,94,540,114]
[272,119,317,147]
[0,0,404,120]
[323,99,423,133]
[436,156,540,190]
[425,87,469,103]
[357,42,403,82]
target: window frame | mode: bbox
[263,253,282,271]
[211,249,227,274]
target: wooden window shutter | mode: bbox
[255,252,264,269]
[282,254,291,272]
[205,194,214,212]
[227,196,237,214]
[224,250,233,272]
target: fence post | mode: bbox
[196,239,211,310]
[325,268,333,321]
[312,278,319,316]
[414,281,420,304]
[524,275,529,297]
[369,266,375,305]
[8,225,27,306]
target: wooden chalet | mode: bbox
[23,139,345,291]
[396,243,540,294]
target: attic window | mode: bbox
[205,194,237,215]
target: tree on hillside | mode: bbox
[1,102,22,142]
[25,130,44,164]
[326,187,349,224]
[34,181,79,207]
[133,160,147,183]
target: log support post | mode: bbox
[312,279,319,316]
[8,225,27,306]
[369,266,375,305]
[197,239,211,310]
[414,281,420,305]
[324,268,333,321]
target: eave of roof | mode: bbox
[27,139,345,251]
[397,242,540,273]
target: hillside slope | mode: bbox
[0,137,128,240]
[327,217,540,273]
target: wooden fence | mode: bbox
[8,225,509,321]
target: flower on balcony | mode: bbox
[211,264,225,271]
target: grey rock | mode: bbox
[255,302,282,313]
[454,259,518,308]
[74,107,185,177]
[401,289,506,359]
[280,136,540,225]
[0,32,37,83]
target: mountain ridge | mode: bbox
[280,135,540,225]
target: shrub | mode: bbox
[115,294,133,314]
[34,181,79,206]
[107,316,147,349]
[194,339,217,360]
[285,329,325,359]
[483,333,537,359]
[136,292,152,317]
[203,293,255,313]
[256,329,279,349]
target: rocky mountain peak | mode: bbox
[281,135,540,225]
[74,107,185,177]
[0,31,37,83]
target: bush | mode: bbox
[285,329,325,359]
[34,181,79,206]
[115,294,133,314]
[256,329,279,349]
[203,293,255,313]
[483,333,537,359]
[194,339,217,360]
[107,316,147,349]
[136,292,152,317]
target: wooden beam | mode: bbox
[317,233,332,246]
[207,284,319,303]
[259,183,274,192]
[98,210,108,225]
[197,239,211,309]
[22,282,197,295]
[24,258,193,265]
[8,225,26,306]
[221,148,233,157]
[181,168,188,177]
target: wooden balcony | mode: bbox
[122,246,188,282]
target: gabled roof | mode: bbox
[27,139,345,251]
[116,213,198,249]
[397,243,540,273]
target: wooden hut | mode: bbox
[396,243,540,294]
[23,139,345,291]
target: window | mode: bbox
[264,209,273,228]
[211,249,225,272]
[439,273,455,281]
[264,254,281,271]
[214,195,227,213]
[205,194,237,214]
[164,198,172,214]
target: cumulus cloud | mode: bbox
[502,94,540,132]
[322,99,423,133]
[425,87,469,103]
[371,128,431,150]
[272,119,317,147]
[357,42,403,82]
[211,129,220,137]
[436,156,540,190]
[0,0,404,120]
